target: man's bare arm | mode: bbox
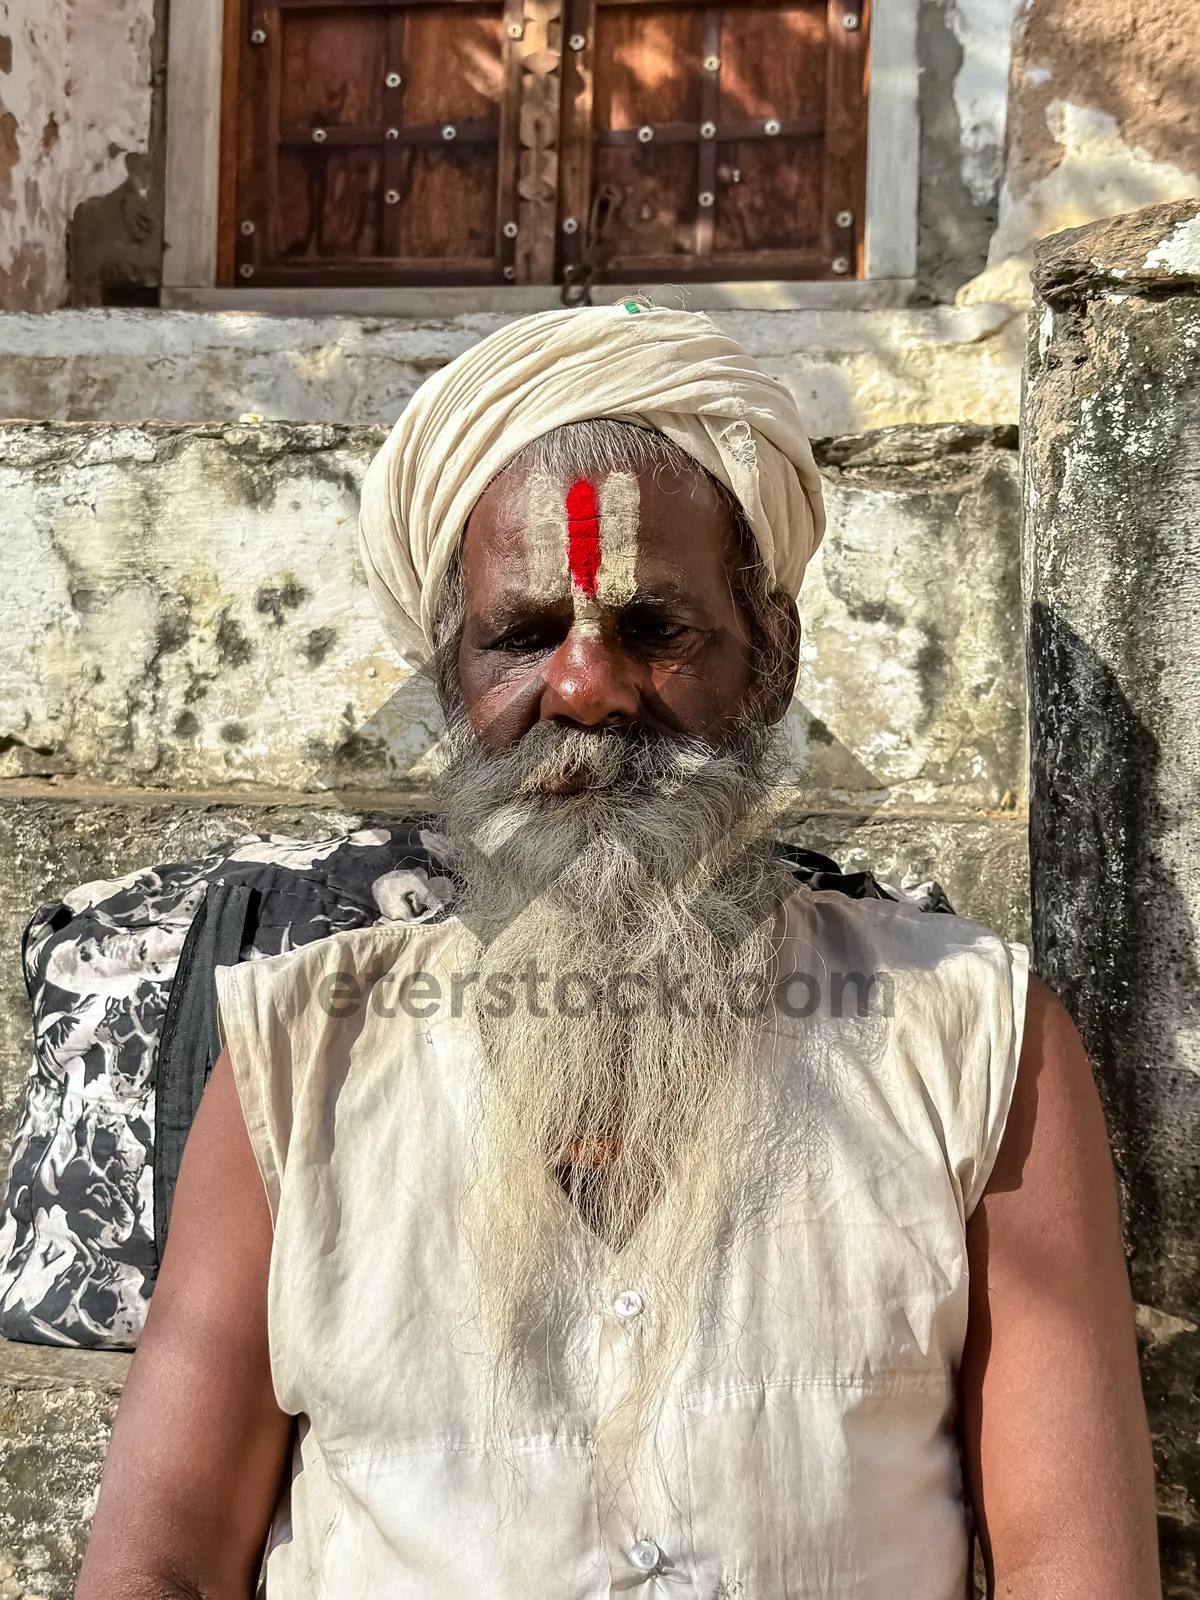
[960,975,1159,1597]
[77,1048,292,1599]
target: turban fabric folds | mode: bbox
[358,302,826,662]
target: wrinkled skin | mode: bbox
[456,460,796,751]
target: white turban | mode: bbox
[358,301,826,661]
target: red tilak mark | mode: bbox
[565,478,601,596]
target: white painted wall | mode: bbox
[0,305,1025,430]
[0,0,155,310]
[947,0,1019,208]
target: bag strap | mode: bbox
[153,882,258,1263]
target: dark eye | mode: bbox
[620,612,689,647]
[492,620,566,654]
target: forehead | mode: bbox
[462,456,737,592]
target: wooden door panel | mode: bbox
[225,0,518,286]
[561,0,869,285]
[403,10,506,122]
[319,149,386,254]
[279,9,387,127]
[277,144,386,256]
[593,142,699,259]
[593,7,705,127]
[713,137,823,251]
[400,147,498,255]
[221,0,869,286]
[718,4,825,121]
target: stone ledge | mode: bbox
[0,781,1026,818]
[813,421,1018,468]
[2,419,1024,810]
[0,1340,131,1397]
[1032,198,1200,304]
[162,279,920,315]
[0,304,1024,434]
[0,1340,128,1600]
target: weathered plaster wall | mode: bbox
[0,414,1029,1129]
[0,305,1026,431]
[0,410,1030,1250]
[0,420,1024,811]
[917,0,1016,301]
[0,0,161,312]
[1025,199,1200,1595]
[66,0,167,307]
[962,0,1200,304]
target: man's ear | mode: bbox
[754,590,802,726]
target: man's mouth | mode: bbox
[532,771,605,797]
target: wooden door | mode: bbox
[219,0,870,288]
[222,0,522,286]
[558,0,870,289]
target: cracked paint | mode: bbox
[0,0,154,310]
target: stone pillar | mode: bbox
[1024,197,1200,1589]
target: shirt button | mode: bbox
[629,1538,661,1572]
[613,1289,645,1320]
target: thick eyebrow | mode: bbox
[471,573,716,637]
[472,588,572,632]
[621,578,700,610]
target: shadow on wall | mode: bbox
[1029,600,1200,1285]
[1028,600,1200,1579]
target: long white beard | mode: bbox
[438,716,795,1457]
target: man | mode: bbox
[78,305,1158,1598]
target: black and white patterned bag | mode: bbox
[0,823,455,1350]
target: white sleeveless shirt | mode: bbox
[215,884,1027,1600]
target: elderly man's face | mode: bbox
[458,459,787,753]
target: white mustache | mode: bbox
[467,722,728,801]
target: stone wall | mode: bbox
[961,0,1200,305]
[0,409,1032,1121]
[0,303,1025,434]
[0,0,163,311]
[0,397,1032,1115]
[1024,199,1200,1596]
[0,1345,129,1599]
[1,420,1024,800]
[0,414,1028,1140]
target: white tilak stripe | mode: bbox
[524,472,570,599]
[572,592,603,638]
[596,471,640,607]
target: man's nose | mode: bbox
[540,624,641,727]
